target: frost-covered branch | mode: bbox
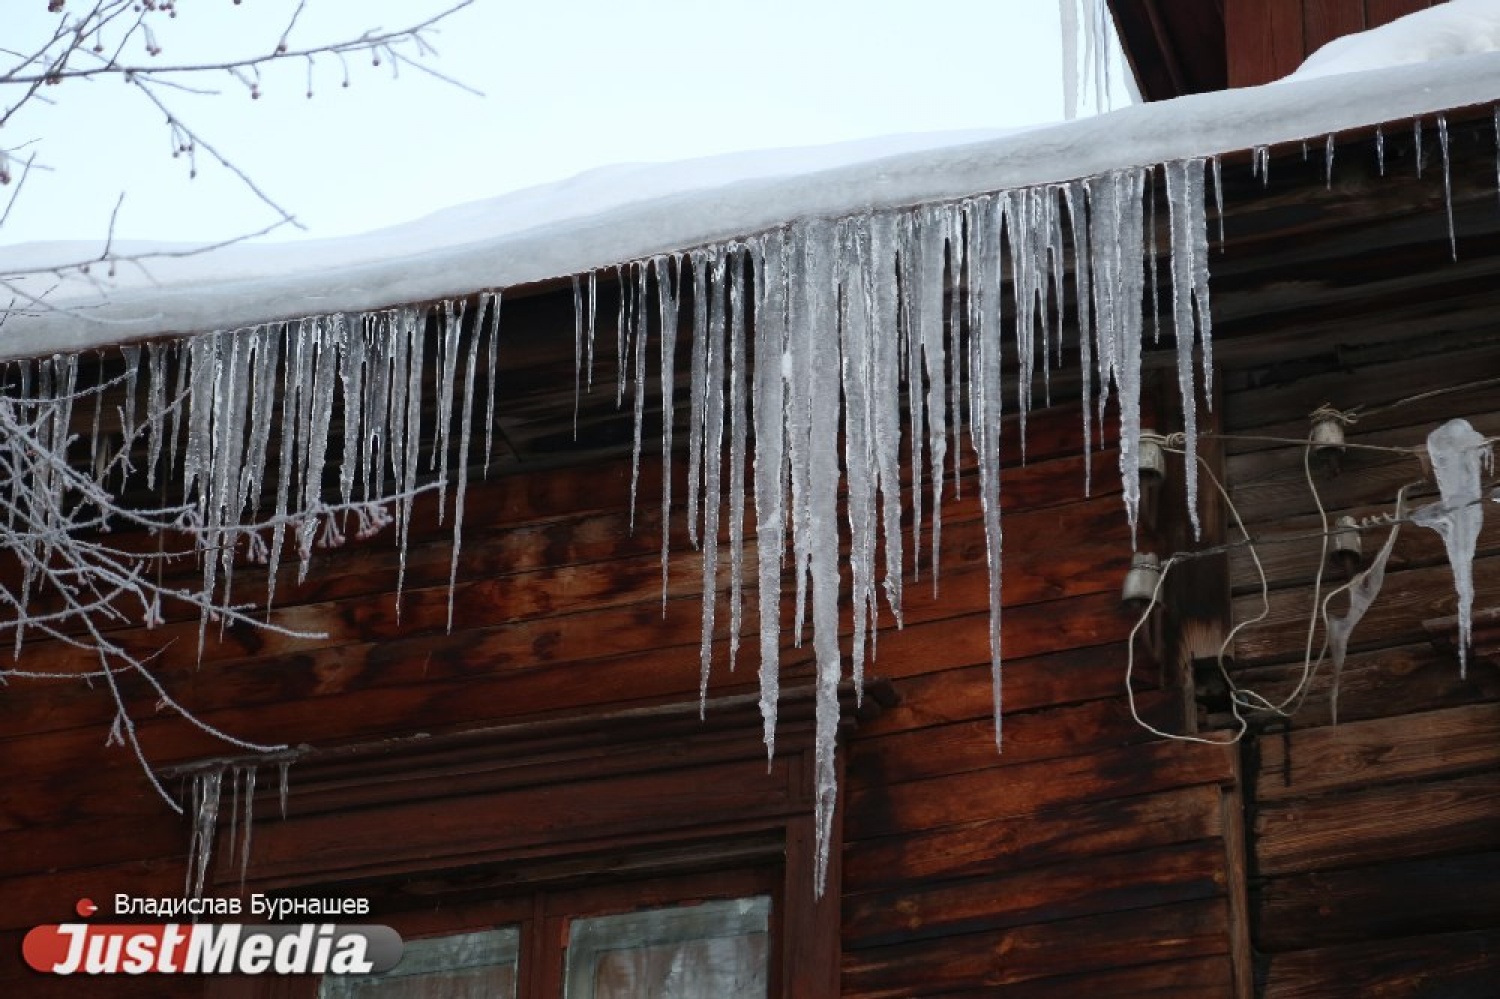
[0,310,457,811]
[0,0,475,312]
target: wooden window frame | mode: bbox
[206,682,887,999]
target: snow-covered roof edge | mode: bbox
[4,51,1499,360]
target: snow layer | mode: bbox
[1288,0,1500,82]
[3,52,1500,359]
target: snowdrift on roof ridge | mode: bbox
[1288,0,1500,81]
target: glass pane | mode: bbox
[320,925,519,999]
[564,896,770,999]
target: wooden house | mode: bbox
[1,3,1497,996]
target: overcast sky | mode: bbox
[2,1,1127,249]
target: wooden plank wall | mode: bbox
[1221,336,1500,997]
[1226,0,1436,87]
[837,398,1249,997]
[0,340,1250,997]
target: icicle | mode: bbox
[395,307,427,609]
[615,266,629,408]
[840,220,878,699]
[727,253,749,673]
[1003,191,1035,456]
[751,232,789,759]
[145,342,167,488]
[1324,133,1336,189]
[586,271,599,393]
[696,249,729,709]
[185,769,223,900]
[1064,182,1095,497]
[239,765,256,886]
[1327,513,1401,725]
[1164,158,1212,539]
[265,323,302,612]
[913,205,950,591]
[1438,114,1457,261]
[1210,155,1225,250]
[1415,418,1491,677]
[1147,174,1160,344]
[788,218,844,896]
[226,767,240,871]
[867,213,904,622]
[628,265,651,531]
[339,316,367,511]
[1376,125,1387,176]
[167,336,188,481]
[360,315,390,501]
[572,275,584,437]
[1415,117,1425,178]
[949,205,969,499]
[687,253,711,550]
[1253,145,1270,186]
[969,194,1006,746]
[482,291,502,478]
[1033,190,1055,411]
[211,330,250,619]
[899,213,927,584]
[119,345,141,479]
[433,301,464,526]
[278,761,290,819]
[88,353,105,482]
[1090,168,1149,539]
[242,326,280,519]
[448,300,483,632]
[656,256,680,608]
[1059,0,1080,120]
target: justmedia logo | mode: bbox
[22,922,404,975]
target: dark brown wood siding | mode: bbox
[1225,0,1438,87]
[0,335,1251,997]
[1210,118,1500,996]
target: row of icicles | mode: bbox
[8,115,1495,891]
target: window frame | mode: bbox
[204,682,886,999]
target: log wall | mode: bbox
[1222,334,1500,997]
[0,344,1250,997]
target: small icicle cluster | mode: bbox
[1415,418,1493,677]
[0,295,502,649]
[184,761,292,897]
[588,161,1217,893]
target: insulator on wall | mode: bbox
[1310,412,1347,459]
[1330,514,1363,571]
[1121,552,1162,608]
[1138,429,1166,482]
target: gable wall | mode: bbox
[1224,0,1438,87]
[0,323,1250,996]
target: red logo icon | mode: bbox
[74,899,97,918]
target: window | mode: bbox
[563,896,770,998]
[210,682,885,999]
[319,927,521,999]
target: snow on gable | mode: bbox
[1288,0,1500,82]
[1,52,1499,358]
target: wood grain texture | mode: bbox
[1302,0,1365,57]
[1262,928,1500,999]
[1255,771,1500,875]
[1225,0,1306,87]
[1255,702,1500,802]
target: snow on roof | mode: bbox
[1287,0,1500,81]
[2,50,1499,361]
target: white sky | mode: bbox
[1,1,1128,249]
